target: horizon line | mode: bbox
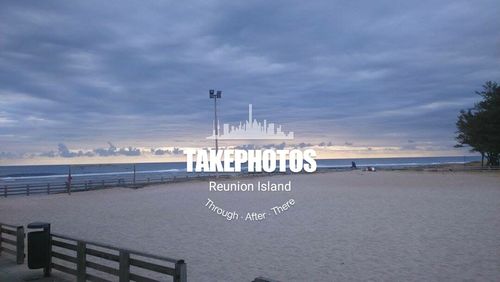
[0,154,480,167]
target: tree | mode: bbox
[455,81,500,166]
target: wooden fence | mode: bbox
[0,221,280,281]
[1,174,230,198]
[0,222,25,264]
[50,232,186,282]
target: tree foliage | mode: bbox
[456,81,500,166]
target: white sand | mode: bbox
[1,171,499,281]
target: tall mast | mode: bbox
[249,104,253,127]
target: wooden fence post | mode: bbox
[119,250,130,282]
[133,164,136,186]
[16,226,24,264]
[76,241,86,282]
[44,236,52,277]
[174,260,187,282]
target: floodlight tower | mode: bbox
[209,89,222,153]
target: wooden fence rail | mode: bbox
[1,174,231,198]
[0,222,278,281]
[50,233,186,282]
[0,222,25,264]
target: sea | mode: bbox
[0,156,480,186]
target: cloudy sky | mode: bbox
[0,0,499,164]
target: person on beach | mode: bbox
[351,161,357,169]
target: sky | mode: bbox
[0,0,499,164]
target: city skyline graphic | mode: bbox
[207,104,294,140]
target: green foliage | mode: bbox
[456,81,500,166]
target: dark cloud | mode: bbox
[58,143,79,158]
[152,148,167,155]
[262,143,286,150]
[33,142,142,158]
[93,142,141,157]
[171,148,183,155]
[233,144,257,150]
[0,0,498,160]
[295,143,313,149]
[318,142,334,147]
[233,143,287,150]
[152,147,184,155]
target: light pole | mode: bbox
[209,89,222,153]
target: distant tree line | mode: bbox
[455,81,500,166]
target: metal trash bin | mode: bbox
[27,222,51,276]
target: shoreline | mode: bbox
[1,161,498,198]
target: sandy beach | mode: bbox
[1,171,499,281]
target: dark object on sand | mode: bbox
[365,166,376,172]
[351,161,357,169]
